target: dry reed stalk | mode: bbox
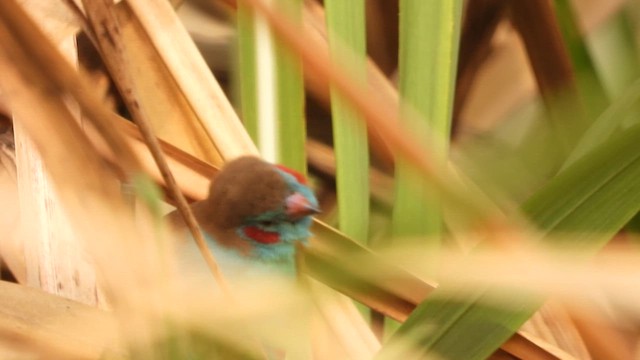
[80,0,230,297]
[0,1,190,349]
[126,0,259,160]
[68,0,223,165]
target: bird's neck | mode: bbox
[204,232,297,278]
[239,234,298,264]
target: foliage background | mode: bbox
[0,0,640,359]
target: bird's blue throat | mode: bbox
[237,215,313,263]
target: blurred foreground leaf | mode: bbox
[378,121,640,359]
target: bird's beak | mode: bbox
[285,192,320,220]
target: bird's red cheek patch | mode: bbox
[244,226,280,244]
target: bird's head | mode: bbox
[206,156,319,262]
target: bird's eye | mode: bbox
[259,220,275,227]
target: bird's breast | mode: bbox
[178,231,297,288]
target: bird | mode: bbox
[168,156,320,281]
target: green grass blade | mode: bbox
[392,0,463,243]
[553,0,609,119]
[562,6,640,168]
[324,0,369,242]
[273,0,305,171]
[236,1,306,171]
[237,5,259,143]
[563,77,640,168]
[589,8,640,97]
[378,122,640,359]
[524,123,640,235]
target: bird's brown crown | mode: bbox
[206,156,291,229]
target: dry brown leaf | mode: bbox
[0,280,118,359]
[127,0,258,161]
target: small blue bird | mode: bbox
[169,156,320,280]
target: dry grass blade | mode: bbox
[0,280,117,359]
[306,278,380,358]
[108,117,218,201]
[127,0,258,160]
[521,303,591,359]
[17,0,81,42]
[13,0,102,306]
[0,1,182,349]
[0,1,124,202]
[570,311,635,360]
[81,0,229,296]
[73,0,223,164]
[0,0,140,176]
[504,332,575,360]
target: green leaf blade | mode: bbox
[392,0,463,243]
[379,122,640,359]
[324,0,370,242]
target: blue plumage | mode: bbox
[173,157,319,281]
[236,168,318,264]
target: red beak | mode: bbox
[285,192,320,220]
